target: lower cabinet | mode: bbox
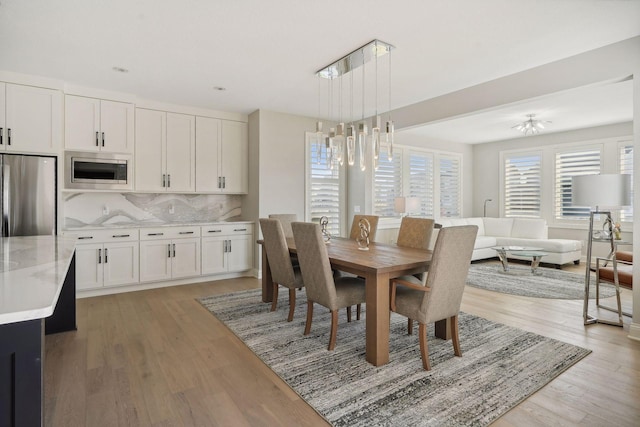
[139,226,201,282]
[75,230,139,291]
[202,224,253,275]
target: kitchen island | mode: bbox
[0,235,77,427]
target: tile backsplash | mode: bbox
[64,193,242,228]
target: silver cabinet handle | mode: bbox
[112,234,130,238]
[228,239,231,252]
[167,243,171,258]
[147,232,164,236]
[233,228,247,232]
[167,174,171,188]
[0,128,3,145]
[208,229,222,233]
[218,177,221,189]
[101,132,105,147]
[162,174,166,187]
[7,128,11,146]
[96,131,99,146]
[78,236,94,240]
[104,248,108,263]
[172,243,176,257]
[222,176,226,189]
[179,231,194,235]
[98,248,102,264]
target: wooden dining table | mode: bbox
[259,236,446,367]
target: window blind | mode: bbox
[619,143,633,222]
[439,156,461,217]
[309,139,342,236]
[374,148,403,217]
[554,148,601,220]
[504,153,541,218]
[409,152,434,217]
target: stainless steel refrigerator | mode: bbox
[1,154,56,236]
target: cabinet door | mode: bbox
[227,235,252,272]
[64,95,100,151]
[75,244,103,290]
[100,100,134,153]
[5,83,61,154]
[103,242,139,287]
[201,236,227,275]
[139,240,172,282]
[171,237,201,279]
[195,116,221,192]
[166,113,195,192]
[135,109,166,191]
[220,120,248,193]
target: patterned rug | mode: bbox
[198,288,591,426]
[466,263,617,299]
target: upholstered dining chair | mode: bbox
[291,222,366,350]
[390,225,478,370]
[268,213,297,239]
[259,218,304,321]
[349,215,379,242]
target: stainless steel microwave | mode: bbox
[64,151,132,191]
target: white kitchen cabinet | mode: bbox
[0,82,62,154]
[139,226,201,282]
[195,117,248,193]
[201,224,253,275]
[73,229,139,291]
[64,95,134,153]
[135,108,195,192]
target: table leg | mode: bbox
[261,247,274,303]
[364,271,390,366]
[531,255,542,275]
[495,248,509,272]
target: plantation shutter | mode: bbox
[439,156,461,218]
[554,148,601,220]
[408,151,434,217]
[309,138,342,236]
[619,143,633,222]
[504,153,542,218]
[374,148,403,217]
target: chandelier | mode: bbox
[512,114,551,136]
[313,40,395,171]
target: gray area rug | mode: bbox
[466,263,617,299]
[198,288,591,426]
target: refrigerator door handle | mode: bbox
[2,161,10,237]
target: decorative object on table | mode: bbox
[613,221,622,240]
[572,173,631,326]
[198,288,591,427]
[394,196,420,217]
[348,214,379,241]
[319,215,331,243]
[355,217,371,251]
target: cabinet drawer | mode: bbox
[202,223,253,237]
[71,228,139,243]
[140,226,201,240]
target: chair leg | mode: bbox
[270,283,279,312]
[451,315,462,357]
[346,306,352,322]
[356,303,361,320]
[419,323,431,371]
[287,289,296,322]
[328,310,338,350]
[304,301,313,335]
[407,319,413,335]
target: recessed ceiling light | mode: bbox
[112,66,129,73]
[213,86,226,91]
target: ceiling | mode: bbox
[0,0,638,144]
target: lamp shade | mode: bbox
[394,197,420,214]
[572,174,631,208]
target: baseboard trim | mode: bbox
[628,322,640,342]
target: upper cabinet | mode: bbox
[195,117,248,193]
[0,82,62,155]
[65,95,134,153]
[135,108,195,192]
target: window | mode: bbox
[306,134,344,237]
[554,147,601,220]
[408,151,434,217]
[619,143,633,222]
[439,155,461,217]
[373,149,403,217]
[503,152,541,218]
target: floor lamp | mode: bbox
[572,174,631,326]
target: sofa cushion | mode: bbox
[475,236,497,250]
[495,237,582,253]
[483,217,514,237]
[466,217,485,236]
[511,218,547,239]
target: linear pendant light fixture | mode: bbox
[314,39,395,171]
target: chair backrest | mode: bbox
[291,222,338,309]
[397,217,435,250]
[421,225,478,323]
[268,213,297,238]
[259,218,297,287]
[349,215,379,241]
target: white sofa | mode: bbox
[437,217,582,267]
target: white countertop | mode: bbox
[0,235,77,325]
[63,220,253,231]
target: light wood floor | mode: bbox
[45,262,640,426]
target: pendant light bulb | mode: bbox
[347,125,356,166]
[372,116,381,160]
[386,120,394,161]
